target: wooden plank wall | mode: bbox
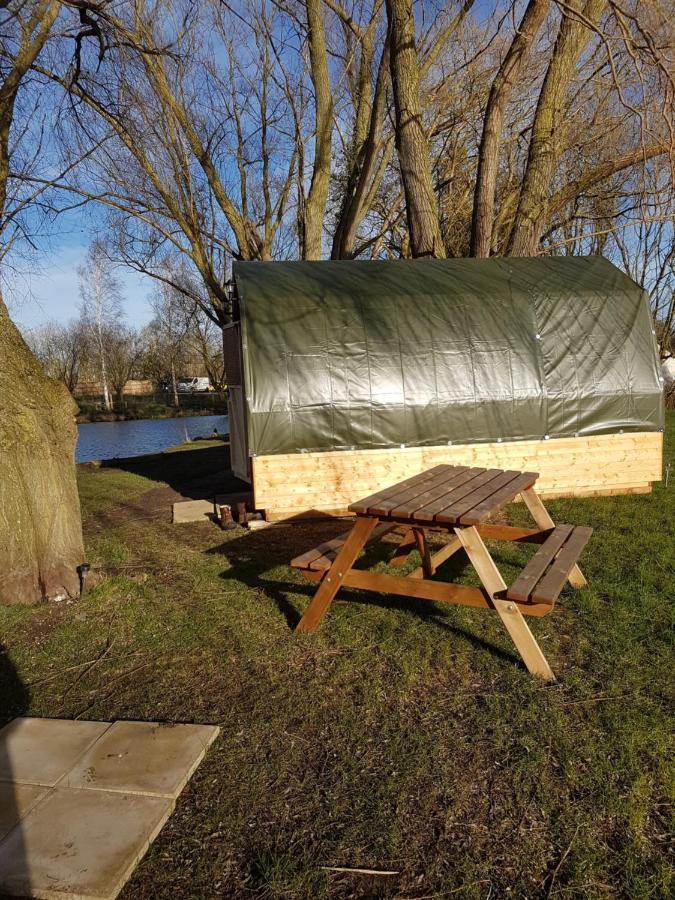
[251,432,663,521]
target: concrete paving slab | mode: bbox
[0,784,50,842]
[0,719,111,787]
[65,721,219,798]
[172,499,215,523]
[0,787,173,900]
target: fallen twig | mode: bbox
[27,648,139,686]
[560,692,638,706]
[400,883,491,899]
[73,660,153,719]
[321,866,399,876]
[545,825,580,898]
[60,637,116,702]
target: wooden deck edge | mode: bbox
[263,483,653,522]
[253,431,661,521]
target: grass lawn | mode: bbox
[1,420,673,899]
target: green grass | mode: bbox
[1,421,673,899]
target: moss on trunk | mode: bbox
[0,298,84,604]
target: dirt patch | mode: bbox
[86,443,251,531]
[86,486,188,531]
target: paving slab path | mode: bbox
[0,717,219,900]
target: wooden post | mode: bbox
[389,528,416,567]
[296,516,379,633]
[454,526,555,681]
[409,534,463,579]
[412,527,434,578]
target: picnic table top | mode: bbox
[347,464,539,526]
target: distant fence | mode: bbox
[73,379,154,397]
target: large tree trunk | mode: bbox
[386,0,445,259]
[331,40,390,260]
[0,298,84,605]
[470,0,549,257]
[507,0,606,256]
[303,0,333,260]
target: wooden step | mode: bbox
[507,525,592,605]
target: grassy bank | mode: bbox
[76,392,228,423]
[0,421,673,899]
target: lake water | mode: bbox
[76,414,229,463]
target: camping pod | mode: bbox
[223,257,664,521]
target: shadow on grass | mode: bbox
[0,643,29,727]
[208,519,522,669]
[0,645,30,881]
[101,442,250,502]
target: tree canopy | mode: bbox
[1,0,673,345]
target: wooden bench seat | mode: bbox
[290,522,400,572]
[507,525,593,606]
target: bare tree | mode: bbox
[27,319,89,393]
[507,0,608,256]
[106,325,145,405]
[10,0,672,325]
[147,279,192,406]
[186,310,226,391]
[330,7,390,260]
[78,240,124,410]
[39,2,474,291]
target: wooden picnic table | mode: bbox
[291,464,593,680]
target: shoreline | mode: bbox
[76,405,228,424]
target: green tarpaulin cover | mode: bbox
[234,256,663,456]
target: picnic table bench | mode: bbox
[291,464,593,680]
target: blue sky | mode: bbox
[7,217,154,334]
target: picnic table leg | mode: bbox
[408,534,463,579]
[520,487,587,588]
[454,526,555,681]
[412,528,435,578]
[389,528,416,567]
[295,516,379,634]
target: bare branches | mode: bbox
[0,0,59,221]
[0,0,670,336]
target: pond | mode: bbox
[76,414,229,464]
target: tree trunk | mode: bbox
[171,361,180,407]
[386,0,445,259]
[97,329,112,411]
[331,40,390,260]
[303,0,333,260]
[470,0,549,257]
[0,297,84,605]
[102,378,112,411]
[507,0,606,256]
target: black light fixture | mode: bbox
[77,562,91,597]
